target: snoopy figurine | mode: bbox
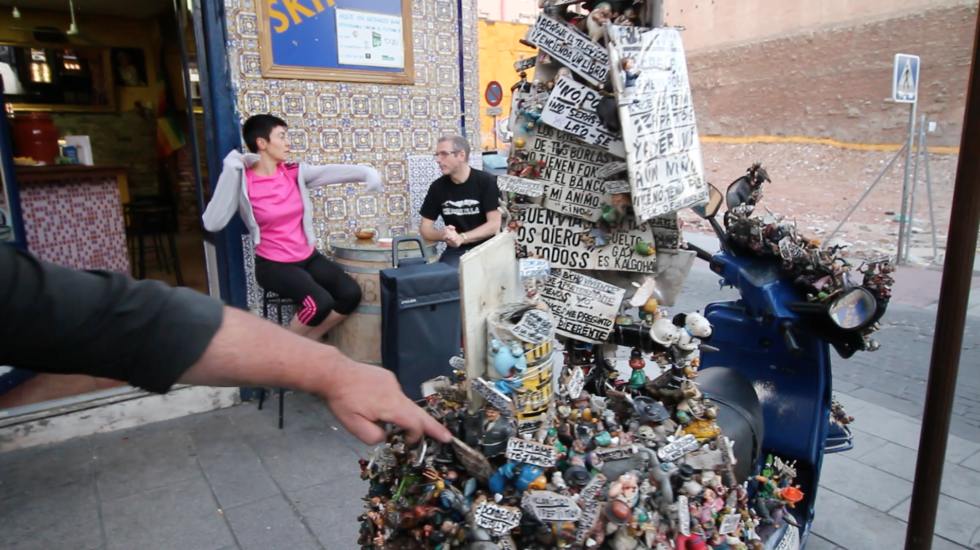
[673,312,713,364]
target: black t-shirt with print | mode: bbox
[420,168,499,242]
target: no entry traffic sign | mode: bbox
[485,81,503,107]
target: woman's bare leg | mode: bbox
[287,313,314,338]
[304,311,348,341]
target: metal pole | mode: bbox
[493,115,498,150]
[903,116,926,264]
[652,0,664,27]
[896,103,917,265]
[827,143,908,242]
[904,13,980,550]
[922,128,940,261]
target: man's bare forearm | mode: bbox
[420,223,446,243]
[178,306,336,394]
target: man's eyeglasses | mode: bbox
[434,150,461,159]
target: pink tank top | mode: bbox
[246,164,315,263]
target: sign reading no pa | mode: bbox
[893,54,920,104]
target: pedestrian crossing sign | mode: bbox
[893,53,920,104]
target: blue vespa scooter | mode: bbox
[676,168,886,549]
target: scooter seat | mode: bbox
[696,367,765,484]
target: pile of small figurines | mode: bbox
[357,334,805,550]
[721,163,894,349]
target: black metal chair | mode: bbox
[125,200,184,286]
[259,289,297,429]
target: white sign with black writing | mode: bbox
[563,366,585,399]
[527,14,609,85]
[498,174,546,198]
[541,75,626,157]
[605,180,631,195]
[514,56,536,72]
[596,161,628,179]
[607,25,708,222]
[574,474,606,545]
[512,204,664,273]
[519,258,551,280]
[527,125,617,222]
[580,472,607,501]
[471,378,515,417]
[592,444,639,464]
[657,433,700,462]
[474,502,522,534]
[449,355,466,370]
[498,535,518,550]
[540,269,626,343]
[678,495,691,536]
[719,513,742,535]
[512,309,555,344]
[505,437,558,467]
[521,491,581,522]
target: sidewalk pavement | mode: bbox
[2,390,979,550]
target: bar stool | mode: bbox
[259,288,297,429]
[125,202,184,286]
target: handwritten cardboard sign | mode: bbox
[605,180,631,195]
[540,269,626,344]
[657,433,700,462]
[607,25,708,222]
[528,125,618,222]
[719,513,742,535]
[474,502,522,534]
[471,377,515,417]
[574,473,606,544]
[498,535,518,550]
[541,75,626,157]
[512,309,555,344]
[498,174,546,198]
[563,366,585,400]
[592,444,639,464]
[527,14,609,85]
[678,495,691,536]
[519,258,551,280]
[512,204,662,273]
[452,437,495,484]
[514,56,536,72]
[521,491,582,522]
[505,437,558,467]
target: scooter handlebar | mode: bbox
[684,242,715,263]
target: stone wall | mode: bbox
[51,112,159,197]
[686,2,977,147]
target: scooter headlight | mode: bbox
[828,288,878,330]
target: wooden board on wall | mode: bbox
[459,232,520,407]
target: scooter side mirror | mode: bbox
[692,184,724,219]
[726,177,756,210]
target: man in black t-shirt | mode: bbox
[419,134,501,268]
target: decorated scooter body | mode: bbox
[684,172,883,549]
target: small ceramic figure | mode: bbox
[621,57,641,88]
[628,348,647,390]
[481,405,515,458]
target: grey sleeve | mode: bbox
[0,245,226,394]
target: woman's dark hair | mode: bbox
[242,114,288,153]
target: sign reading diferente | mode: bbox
[513,204,676,273]
[540,75,626,157]
[540,269,626,343]
[528,124,618,222]
[527,14,609,85]
[607,25,708,222]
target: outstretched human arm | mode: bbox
[178,307,450,445]
[303,164,383,192]
[0,244,449,445]
[202,150,246,232]
[458,209,501,245]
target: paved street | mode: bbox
[1,242,979,549]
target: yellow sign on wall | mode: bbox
[478,19,537,152]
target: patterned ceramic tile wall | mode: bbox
[224,0,482,309]
[19,180,129,273]
[224,0,481,243]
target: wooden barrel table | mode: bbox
[327,237,439,365]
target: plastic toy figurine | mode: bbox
[511,71,531,93]
[491,339,527,394]
[628,348,647,390]
[581,1,612,43]
[621,57,641,88]
[635,239,655,256]
[480,404,516,458]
